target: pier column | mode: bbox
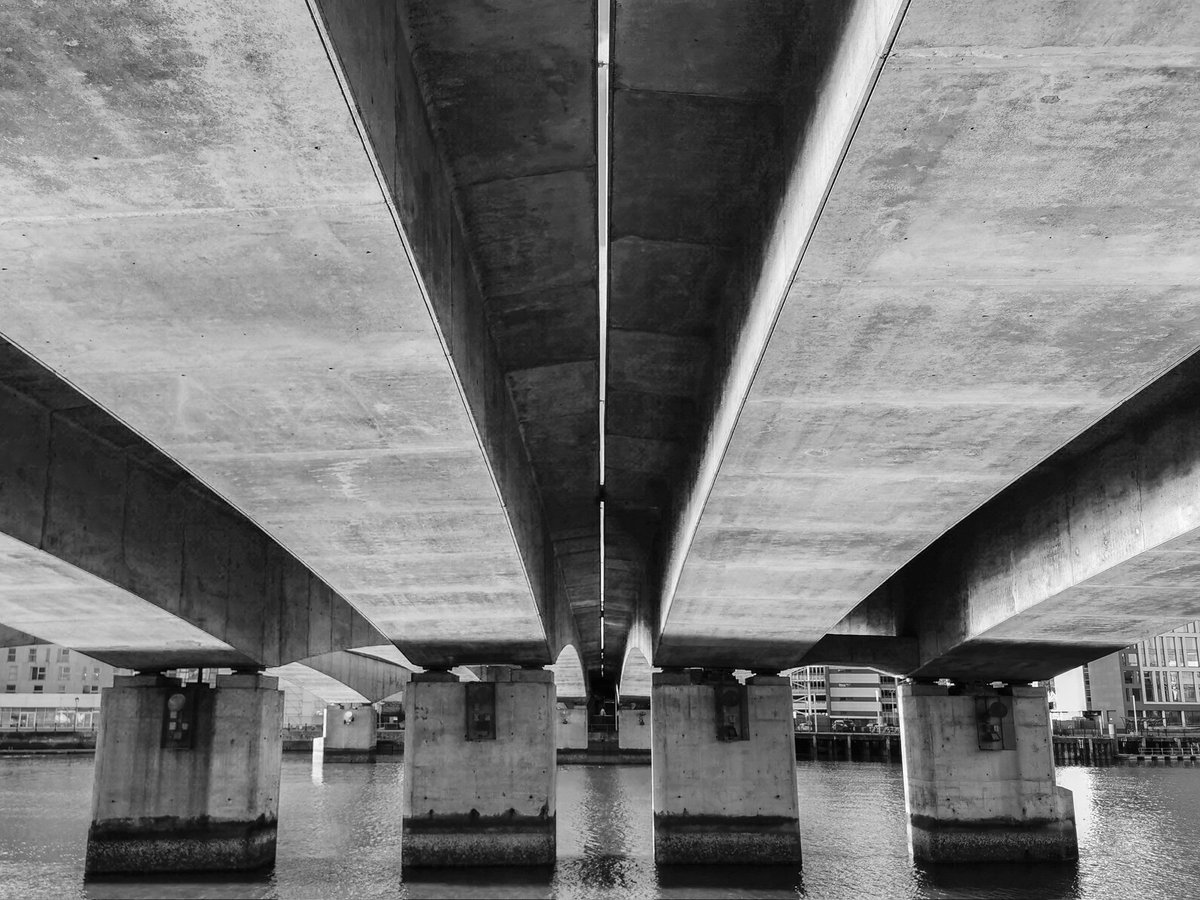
[323,703,377,762]
[86,672,283,875]
[402,668,555,867]
[652,671,801,864]
[617,697,652,751]
[556,698,588,750]
[899,683,1077,862]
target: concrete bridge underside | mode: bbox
[1,0,1200,687]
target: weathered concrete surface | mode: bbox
[549,644,588,700]
[313,0,594,668]
[605,0,908,667]
[0,338,384,670]
[403,669,556,867]
[268,648,410,705]
[652,672,800,865]
[618,703,652,752]
[0,0,562,667]
[899,684,1076,863]
[87,673,283,874]
[842,349,1200,681]
[658,0,1200,669]
[323,703,377,762]
[556,700,588,751]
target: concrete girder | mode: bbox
[657,0,1200,669]
[0,341,383,670]
[549,644,588,700]
[845,350,1200,682]
[269,649,412,705]
[311,0,590,667]
[606,0,909,667]
[0,0,570,668]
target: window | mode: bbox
[27,649,37,662]
[57,666,69,681]
[1169,671,1182,703]
[5,666,15,682]
[1148,643,1160,667]
[1167,638,1180,668]
[93,666,101,680]
[32,685,42,694]
[29,666,45,681]
[57,648,69,661]
[3,685,13,694]
[5,648,14,662]
[1144,672,1156,703]
[1184,676,1197,704]
[1187,638,1199,667]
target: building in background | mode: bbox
[1,644,128,730]
[789,666,898,730]
[1053,622,1200,731]
[3,644,337,732]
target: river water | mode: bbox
[1,755,1197,899]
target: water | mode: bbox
[1,756,1198,899]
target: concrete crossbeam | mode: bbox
[857,351,1200,681]
[0,343,383,670]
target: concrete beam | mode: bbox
[0,0,572,668]
[311,0,590,665]
[659,0,1200,669]
[268,649,411,705]
[0,341,383,670]
[643,0,910,667]
[860,350,1200,681]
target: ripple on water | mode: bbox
[2,756,1200,898]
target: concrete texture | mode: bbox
[0,339,386,670]
[899,684,1077,863]
[86,673,283,874]
[314,0,593,669]
[323,703,377,762]
[556,700,588,751]
[651,672,800,865]
[656,0,1200,670]
[618,705,652,751]
[402,669,556,866]
[0,0,560,668]
[6,0,1200,695]
[846,350,1200,680]
[270,649,410,704]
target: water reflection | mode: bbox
[2,756,1200,898]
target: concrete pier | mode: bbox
[402,668,555,867]
[618,698,652,752]
[652,671,801,865]
[556,698,588,751]
[899,683,1077,863]
[322,704,376,762]
[86,673,283,874]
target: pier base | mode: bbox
[86,673,283,874]
[323,704,376,762]
[899,683,1077,863]
[652,671,801,864]
[402,668,555,867]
